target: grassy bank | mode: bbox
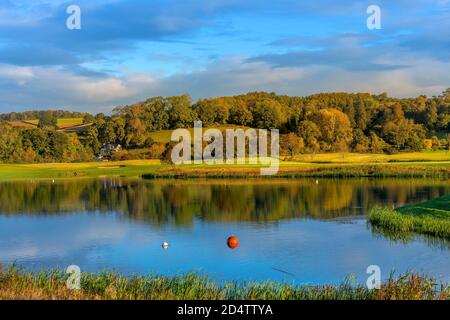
[0,267,448,300]
[369,195,450,239]
[0,152,450,180]
[0,160,163,180]
[143,162,450,179]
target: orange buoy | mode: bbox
[227,236,239,249]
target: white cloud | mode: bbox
[0,64,34,85]
[0,55,449,113]
[153,57,450,99]
[0,65,156,111]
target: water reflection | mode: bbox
[1,178,449,283]
[0,178,449,225]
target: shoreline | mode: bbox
[369,195,450,240]
[0,159,449,181]
[0,267,448,300]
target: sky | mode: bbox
[0,0,449,113]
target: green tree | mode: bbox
[0,124,24,162]
[37,111,57,129]
[251,99,282,129]
[167,95,196,128]
[296,120,321,153]
[125,117,146,147]
[369,132,387,153]
[82,114,95,124]
[228,100,253,126]
[352,129,370,152]
[99,119,117,145]
[85,126,101,154]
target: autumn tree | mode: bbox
[228,100,253,126]
[296,120,321,153]
[281,133,304,157]
[167,95,196,128]
[314,108,353,152]
[251,99,282,129]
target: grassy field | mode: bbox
[289,150,450,163]
[0,151,450,180]
[0,267,448,300]
[8,118,85,130]
[149,125,251,143]
[0,160,163,180]
[369,195,450,239]
[55,117,84,128]
[6,121,36,128]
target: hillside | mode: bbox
[7,118,91,132]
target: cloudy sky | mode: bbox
[0,0,449,112]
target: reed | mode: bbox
[368,195,450,239]
[0,266,448,300]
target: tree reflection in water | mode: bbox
[0,178,448,227]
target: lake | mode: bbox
[0,178,449,285]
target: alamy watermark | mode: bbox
[66,264,81,290]
[367,5,381,30]
[170,121,279,175]
[66,4,81,30]
[366,265,381,289]
[66,4,381,31]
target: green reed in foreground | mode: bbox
[0,266,448,300]
[369,195,450,239]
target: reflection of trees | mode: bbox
[0,179,449,226]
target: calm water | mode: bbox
[0,178,449,285]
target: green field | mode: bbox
[12,118,84,129]
[0,160,163,180]
[0,267,447,300]
[289,150,450,163]
[149,125,251,143]
[23,119,39,125]
[0,151,449,180]
[55,117,84,128]
[369,195,450,239]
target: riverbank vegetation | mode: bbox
[369,195,450,239]
[1,90,449,164]
[0,154,449,180]
[0,267,448,300]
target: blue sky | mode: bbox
[0,0,449,112]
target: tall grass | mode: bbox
[368,207,450,239]
[143,164,450,179]
[0,266,448,300]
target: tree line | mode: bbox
[0,90,449,163]
[0,110,88,121]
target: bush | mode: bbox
[148,143,166,159]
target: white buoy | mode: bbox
[162,242,169,249]
[315,180,319,184]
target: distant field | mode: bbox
[289,150,450,163]
[149,125,251,143]
[56,117,84,128]
[6,121,36,128]
[23,119,38,125]
[8,118,85,130]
